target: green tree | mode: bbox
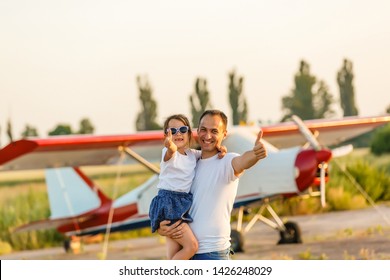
[78,118,94,134]
[281,60,334,121]
[135,75,162,131]
[48,124,73,136]
[6,119,13,143]
[21,124,39,138]
[313,81,335,119]
[386,104,390,114]
[189,77,213,127]
[337,59,358,116]
[228,69,248,125]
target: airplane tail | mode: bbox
[45,167,111,219]
[14,167,111,233]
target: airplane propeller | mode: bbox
[291,115,321,151]
[291,115,332,207]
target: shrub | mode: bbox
[346,160,390,202]
[326,187,367,210]
[371,124,390,155]
[0,239,12,255]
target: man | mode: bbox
[158,109,267,260]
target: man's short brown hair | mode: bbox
[198,110,228,131]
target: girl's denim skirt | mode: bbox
[149,189,193,233]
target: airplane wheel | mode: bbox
[230,229,244,253]
[63,239,71,253]
[278,221,302,244]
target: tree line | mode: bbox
[136,58,370,131]
[2,58,389,147]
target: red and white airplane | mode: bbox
[0,114,389,253]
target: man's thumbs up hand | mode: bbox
[255,129,263,146]
[253,129,267,160]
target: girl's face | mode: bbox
[167,118,190,151]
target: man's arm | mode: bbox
[232,130,267,176]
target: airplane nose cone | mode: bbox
[316,149,332,163]
[294,148,332,192]
[294,149,317,192]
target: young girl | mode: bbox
[149,114,200,260]
[149,114,226,260]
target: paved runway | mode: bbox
[2,205,390,260]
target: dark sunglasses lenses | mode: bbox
[169,126,189,135]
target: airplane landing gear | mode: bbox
[63,238,71,253]
[278,221,302,244]
[63,236,82,253]
[231,202,303,253]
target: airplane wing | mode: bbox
[1,115,389,171]
[0,131,165,171]
[261,115,390,149]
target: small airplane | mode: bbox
[0,114,389,253]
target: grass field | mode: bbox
[0,164,156,253]
[0,164,157,197]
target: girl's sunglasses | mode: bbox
[166,126,189,135]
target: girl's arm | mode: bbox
[164,129,177,161]
[217,144,227,159]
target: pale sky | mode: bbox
[1,0,389,146]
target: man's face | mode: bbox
[197,114,227,158]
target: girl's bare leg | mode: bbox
[170,223,198,260]
[166,237,181,260]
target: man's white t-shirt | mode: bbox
[189,152,240,254]
[157,147,201,193]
